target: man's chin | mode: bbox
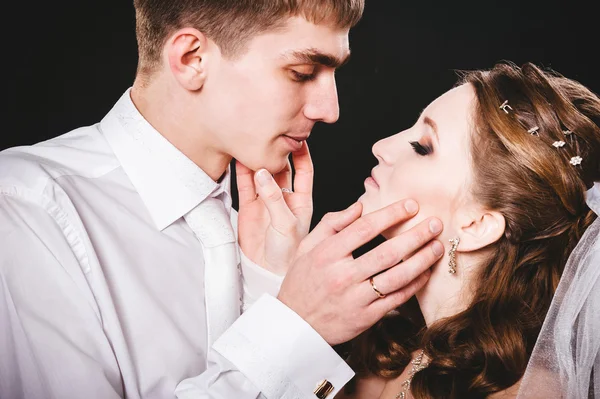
[246,155,289,175]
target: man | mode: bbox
[0,1,444,398]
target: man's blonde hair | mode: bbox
[133,0,364,77]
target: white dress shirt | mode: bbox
[0,90,354,399]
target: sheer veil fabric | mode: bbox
[518,182,600,398]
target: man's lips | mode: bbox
[281,134,308,151]
[283,134,310,142]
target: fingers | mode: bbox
[254,169,296,234]
[355,217,443,280]
[369,268,431,316]
[235,161,257,206]
[298,202,363,256]
[320,199,421,261]
[273,159,292,191]
[286,143,314,232]
[291,142,314,196]
[361,239,443,305]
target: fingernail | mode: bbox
[404,200,418,214]
[429,219,442,234]
[432,240,444,257]
[256,169,272,187]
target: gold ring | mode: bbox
[369,277,386,298]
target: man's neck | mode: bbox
[130,78,232,182]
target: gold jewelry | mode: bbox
[395,349,429,399]
[313,379,334,399]
[369,277,386,298]
[448,237,460,274]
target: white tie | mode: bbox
[184,195,241,348]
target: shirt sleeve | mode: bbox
[176,294,355,399]
[239,249,284,312]
[0,193,124,399]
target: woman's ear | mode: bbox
[456,209,505,253]
[165,28,211,91]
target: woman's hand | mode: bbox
[236,142,313,274]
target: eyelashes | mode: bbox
[291,70,317,82]
[409,141,433,156]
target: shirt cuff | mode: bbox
[213,293,355,399]
[240,249,284,311]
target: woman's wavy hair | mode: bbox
[345,62,600,398]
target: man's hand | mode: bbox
[278,199,444,345]
[236,142,313,274]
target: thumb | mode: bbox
[254,169,296,234]
[298,201,363,256]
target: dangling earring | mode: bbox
[448,237,460,274]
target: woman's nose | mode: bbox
[372,134,398,165]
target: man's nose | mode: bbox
[303,75,340,124]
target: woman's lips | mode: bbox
[365,168,381,189]
[364,175,379,189]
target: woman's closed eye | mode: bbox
[409,141,433,156]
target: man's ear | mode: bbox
[165,28,211,91]
[456,208,506,253]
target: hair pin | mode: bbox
[563,129,573,136]
[527,126,540,136]
[552,141,566,148]
[570,156,583,166]
[499,100,513,114]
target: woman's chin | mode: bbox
[357,194,377,216]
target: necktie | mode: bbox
[184,194,241,348]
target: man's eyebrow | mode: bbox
[283,48,351,68]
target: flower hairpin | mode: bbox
[553,141,566,148]
[527,126,540,136]
[497,102,583,168]
[570,156,583,166]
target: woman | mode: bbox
[240,62,600,398]
[333,62,600,398]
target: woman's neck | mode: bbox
[415,253,477,327]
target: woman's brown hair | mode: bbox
[346,62,600,398]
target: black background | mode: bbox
[6,0,599,227]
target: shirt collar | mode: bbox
[100,89,232,231]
